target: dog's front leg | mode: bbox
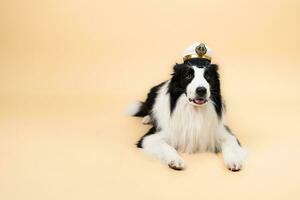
[141,132,185,170]
[218,125,247,171]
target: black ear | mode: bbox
[173,63,186,73]
[209,64,219,71]
[171,63,186,80]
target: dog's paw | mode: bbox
[167,157,185,170]
[227,162,242,172]
[142,115,152,125]
[223,147,247,172]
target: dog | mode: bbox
[126,43,247,171]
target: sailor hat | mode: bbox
[183,42,212,62]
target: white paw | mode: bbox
[223,146,247,172]
[166,156,185,170]
[142,115,152,125]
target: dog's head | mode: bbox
[171,58,220,107]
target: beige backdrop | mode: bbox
[1,0,300,199]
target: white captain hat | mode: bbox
[183,42,212,62]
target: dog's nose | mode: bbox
[196,87,207,96]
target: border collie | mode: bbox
[126,45,247,171]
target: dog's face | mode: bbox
[172,62,220,107]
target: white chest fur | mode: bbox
[168,96,219,153]
[152,82,220,154]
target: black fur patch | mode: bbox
[168,63,194,114]
[136,126,157,148]
[145,82,166,114]
[135,82,165,147]
[134,82,165,117]
[184,58,211,66]
[203,64,223,118]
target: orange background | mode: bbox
[0,0,300,199]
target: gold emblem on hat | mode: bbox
[183,43,212,61]
[195,43,207,56]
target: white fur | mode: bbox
[219,126,248,170]
[169,96,218,153]
[186,67,211,101]
[142,115,152,124]
[124,101,142,116]
[137,70,247,170]
[142,133,185,169]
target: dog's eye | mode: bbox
[185,74,193,80]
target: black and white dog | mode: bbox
[126,43,247,171]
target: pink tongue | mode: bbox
[194,99,205,104]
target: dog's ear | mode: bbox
[172,63,186,73]
[209,64,219,71]
[171,63,186,79]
